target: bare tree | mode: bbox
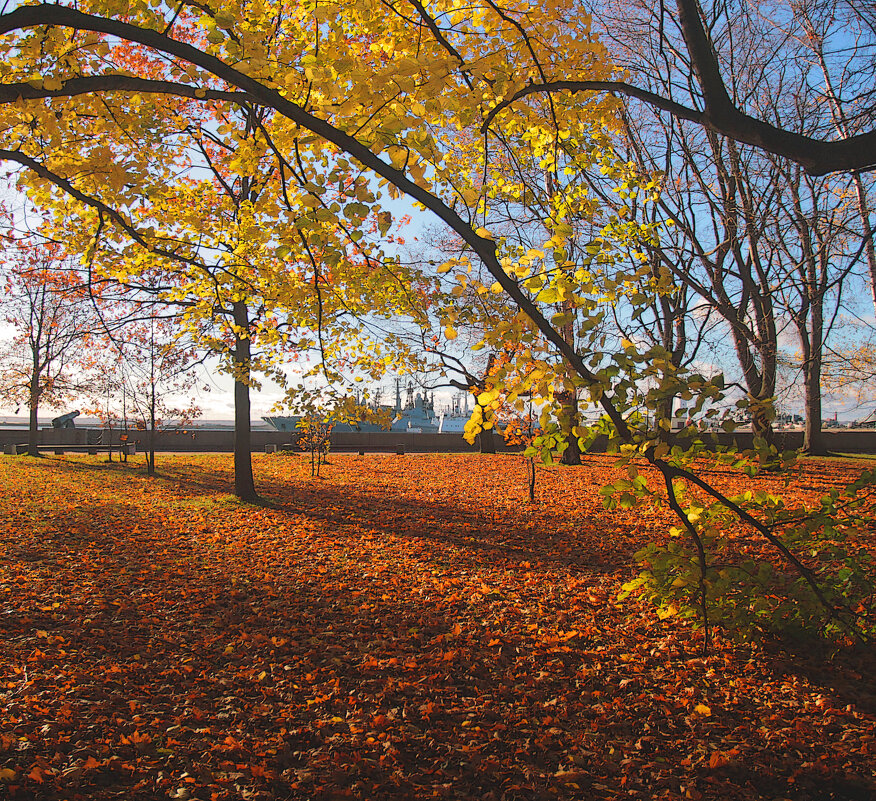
[92,312,204,475]
[767,157,862,453]
[605,79,785,443]
[0,242,92,455]
[788,0,876,315]
[594,0,871,450]
[484,0,876,176]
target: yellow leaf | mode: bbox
[694,703,711,716]
[0,768,16,782]
[387,146,407,170]
[461,187,480,205]
[444,325,457,340]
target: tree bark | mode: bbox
[798,281,827,456]
[147,383,156,476]
[656,395,675,439]
[557,390,582,465]
[748,394,776,449]
[27,381,39,457]
[730,327,776,448]
[803,360,827,456]
[478,423,496,454]
[232,301,259,501]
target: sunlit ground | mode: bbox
[0,453,873,800]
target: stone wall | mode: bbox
[2,427,876,454]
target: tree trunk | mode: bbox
[802,373,827,456]
[749,394,775,448]
[557,390,582,465]
[656,395,675,440]
[478,426,496,454]
[731,328,777,448]
[27,383,39,457]
[555,292,582,465]
[800,310,828,456]
[147,388,156,476]
[232,301,259,501]
[561,436,582,465]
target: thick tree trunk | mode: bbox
[800,314,828,456]
[557,390,582,465]
[556,298,582,465]
[232,301,259,501]
[478,425,496,454]
[749,395,775,448]
[561,435,582,465]
[803,378,827,456]
[731,329,777,448]
[27,385,39,457]
[656,395,675,440]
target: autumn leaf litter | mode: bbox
[0,453,873,800]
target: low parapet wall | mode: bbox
[2,427,876,454]
[703,430,876,454]
[0,428,501,453]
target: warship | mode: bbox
[263,382,473,434]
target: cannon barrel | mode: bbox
[51,410,80,429]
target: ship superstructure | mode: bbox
[263,380,456,434]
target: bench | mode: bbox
[4,443,136,456]
[333,444,407,455]
[274,444,407,455]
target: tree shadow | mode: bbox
[4,458,875,799]
[761,636,876,717]
[23,454,641,573]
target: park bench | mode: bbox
[4,442,136,456]
[269,443,407,455]
[333,444,407,455]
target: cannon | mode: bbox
[51,410,80,429]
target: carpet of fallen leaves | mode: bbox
[1,452,875,801]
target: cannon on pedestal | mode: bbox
[51,410,80,429]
